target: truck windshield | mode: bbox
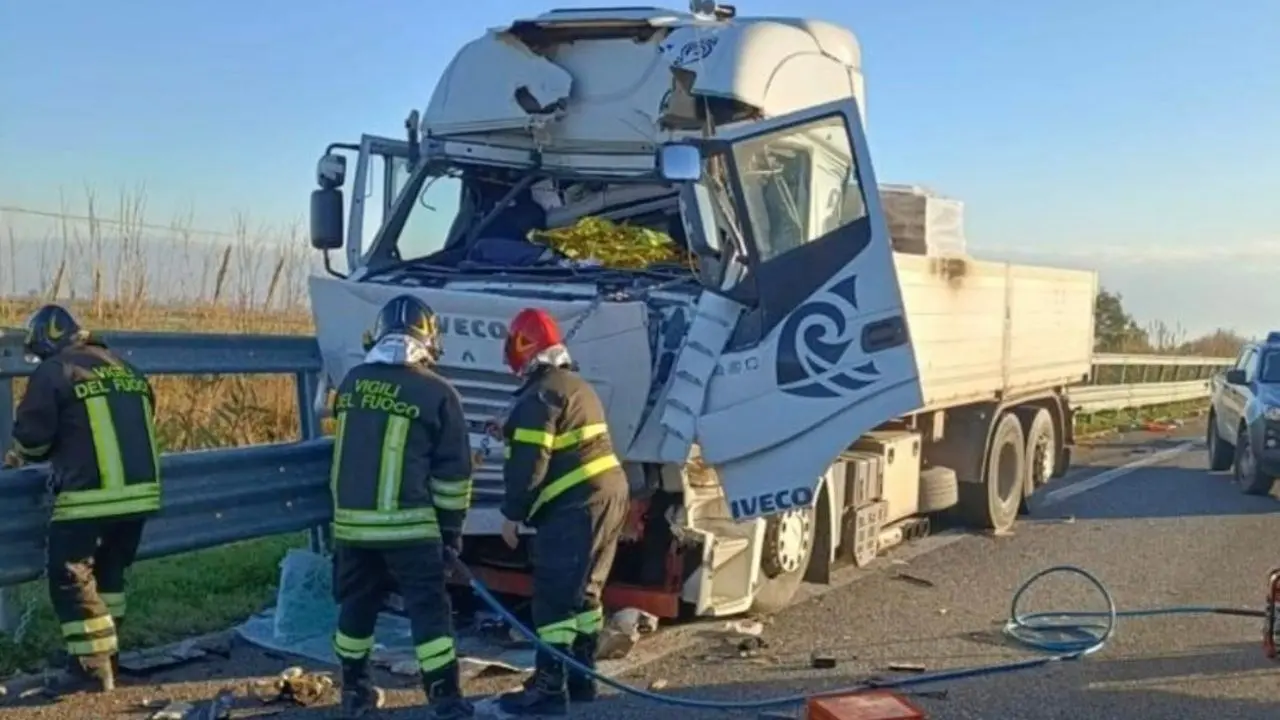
[730,114,868,263]
[387,158,462,263]
[1260,351,1280,383]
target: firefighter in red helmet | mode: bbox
[495,308,630,716]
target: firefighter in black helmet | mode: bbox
[329,294,475,720]
[3,304,161,696]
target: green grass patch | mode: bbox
[0,533,307,678]
[1074,399,1209,437]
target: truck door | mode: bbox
[337,135,413,272]
[694,98,925,521]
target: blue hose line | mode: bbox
[456,560,1266,711]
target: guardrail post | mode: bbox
[0,377,19,633]
[295,371,332,556]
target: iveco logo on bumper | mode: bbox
[441,317,507,339]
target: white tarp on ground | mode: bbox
[234,549,535,678]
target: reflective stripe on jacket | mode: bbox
[330,362,473,545]
[500,365,625,525]
[11,341,161,521]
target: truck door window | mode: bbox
[730,115,866,263]
[1245,348,1262,383]
[389,159,462,262]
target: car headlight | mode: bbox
[1265,407,1280,422]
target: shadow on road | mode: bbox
[1028,463,1280,521]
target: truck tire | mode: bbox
[918,467,959,513]
[1022,408,1056,492]
[1234,425,1274,496]
[750,505,815,614]
[1206,412,1235,471]
[954,411,1024,533]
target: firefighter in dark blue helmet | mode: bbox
[3,304,161,697]
[328,294,475,719]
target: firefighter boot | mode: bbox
[497,648,570,716]
[422,661,474,719]
[42,654,115,697]
[338,658,385,718]
[567,632,599,702]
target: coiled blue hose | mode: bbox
[456,560,1267,711]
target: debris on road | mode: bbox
[120,631,234,674]
[146,700,195,719]
[648,678,669,690]
[247,666,336,708]
[612,607,659,636]
[597,607,661,660]
[724,619,765,637]
[810,653,838,669]
[892,572,936,588]
[886,662,928,673]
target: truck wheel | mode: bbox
[955,411,1024,533]
[1234,425,1274,496]
[750,506,815,614]
[1022,408,1056,491]
[1206,412,1235,471]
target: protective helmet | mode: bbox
[23,304,84,362]
[504,308,563,375]
[362,294,441,361]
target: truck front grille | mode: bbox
[434,365,520,506]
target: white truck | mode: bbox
[305,3,1097,617]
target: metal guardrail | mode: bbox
[1076,353,1234,413]
[0,331,1235,630]
[0,330,329,629]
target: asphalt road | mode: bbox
[6,419,1280,719]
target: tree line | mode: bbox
[1094,288,1248,357]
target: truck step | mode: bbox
[709,536,751,571]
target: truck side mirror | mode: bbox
[678,183,721,257]
[658,143,702,182]
[310,188,345,251]
[1225,369,1247,385]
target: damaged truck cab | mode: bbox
[306,4,1092,617]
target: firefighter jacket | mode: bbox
[330,362,473,545]
[11,340,161,522]
[501,365,624,526]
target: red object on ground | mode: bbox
[1265,568,1280,659]
[806,690,929,720]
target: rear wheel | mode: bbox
[1234,425,1274,496]
[1206,413,1235,471]
[955,411,1025,534]
[1017,408,1055,515]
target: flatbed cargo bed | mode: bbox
[895,253,1097,413]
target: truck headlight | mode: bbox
[1265,407,1280,422]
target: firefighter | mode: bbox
[2,304,161,696]
[495,308,631,716]
[328,294,475,720]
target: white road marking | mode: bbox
[1038,441,1198,507]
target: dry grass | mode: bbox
[0,189,319,675]
[1,189,318,450]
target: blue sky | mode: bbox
[1,0,1278,335]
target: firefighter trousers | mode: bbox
[529,486,629,681]
[46,517,146,668]
[331,542,458,681]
